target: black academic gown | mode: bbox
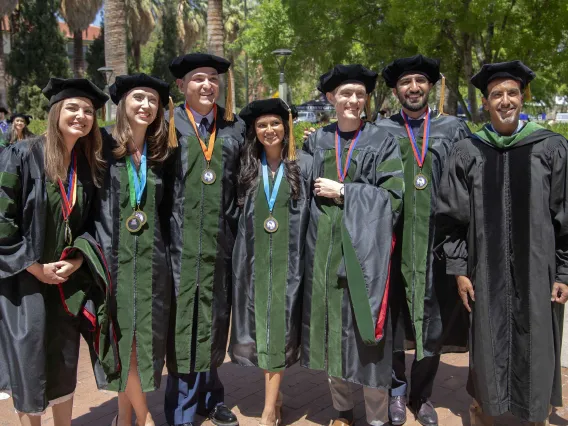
[166,105,245,373]
[90,129,172,392]
[229,151,312,371]
[0,138,119,414]
[377,113,470,359]
[301,121,404,388]
[436,127,567,422]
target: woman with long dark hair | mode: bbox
[229,98,312,426]
[8,113,34,144]
[93,73,176,426]
[0,78,108,426]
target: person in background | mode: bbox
[8,113,35,144]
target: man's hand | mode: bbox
[303,127,316,140]
[456,275,475,312]
[26,262,68,285]
[551,282,568,304]
[314,178,343,199]
[55,254,84,278]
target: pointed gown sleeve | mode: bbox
[341,135,404,346]
[436,145,471,276]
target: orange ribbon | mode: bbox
[185,104,218,163]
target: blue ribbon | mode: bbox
[261,151,284,213]
[129,143,147,207]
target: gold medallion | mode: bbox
[201,169,216,185]
[414,173,428,190]
[263,216,279,233]
[126,214,143,233]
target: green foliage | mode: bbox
[8,84,49,119]
[86,25,106,90]
[27,119,115,136]
[292,120,326,146]
[152,1,183,102]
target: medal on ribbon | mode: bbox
[125,143,148,233]
[261,151,284,233]
[401,109,430,190]
[57,149,78,245]
[185,104,218,185]
[335,122,363,183]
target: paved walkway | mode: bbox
[1,342,568,425]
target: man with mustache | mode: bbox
[437,60,568,425]
[302,64,404,426]
[376,55,470,426]
[164,53,244,426]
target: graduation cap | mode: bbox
[381,55,441,88]
[8,113,32,125]
[239,98,297,161]
[42,77,108,109]
[169,53,234,122]
[110,73,178,148]
[317,64,378,94]
[471,60,535,98]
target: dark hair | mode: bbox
[237,120,301,207]
[9,122,34,144]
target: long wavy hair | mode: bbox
[44,100,105,187]
[9,122,34,144]
[237,119,301,207]
[111,97,169,164]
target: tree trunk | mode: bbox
[132,40,141,72]
[0,27,6,106]
[104,0,127,86]
[462,33,479,122]
[207,0,225,105]
[73,30,84,77]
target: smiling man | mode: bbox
[164,53,245,426]
[436,60,568,425]
[377,55,470,426]
[302,64,404,426]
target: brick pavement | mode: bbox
[1,342,568,426]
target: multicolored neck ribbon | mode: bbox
[335,121,363,182]
[401,108,431,168]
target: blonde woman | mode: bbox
[0,78,108,426]
[8,113,34,144]
[94,73,175,426]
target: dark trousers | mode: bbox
[164,368,224,425]
[391,351,440,401]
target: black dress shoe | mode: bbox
[412,398,438,426]
[175,423,195,426]
[389,395,407,425]
[207,404,239,426]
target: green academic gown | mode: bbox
[377,112,470,360]
[301,121,404,388]
[229,151,312,371]
[436,122,567,422]
[0,138,119,414]
[90,129,173,392]
[166,104,245,373]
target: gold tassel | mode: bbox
[437,74,446,116]
[364,95,371,121]
[288,107,297,161]
[100,103,106,122]
[224,68,235,122]
[524,83,532,101]
[168,96,178,148]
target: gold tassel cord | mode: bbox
[524,83,532,102]
[168,96,178,148]
[364,95,372,122]
[100,103,106,122]
[224,68,235,122]
[437,74,446,117]
[287,108,297,161]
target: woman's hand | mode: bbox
[55,254,84,278]
[314,178,343,199]
[26,262,68,284]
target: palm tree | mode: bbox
[126,0,155,71]
[61,0,101,78]
[207,0,224,57]
[177,0,206,52]
[0,0,18,106]
[104,0,128,84]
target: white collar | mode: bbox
[189,106,215,124]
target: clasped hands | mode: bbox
[456,275,568,313]
[314,177,343,199]
[26,254,84,285]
